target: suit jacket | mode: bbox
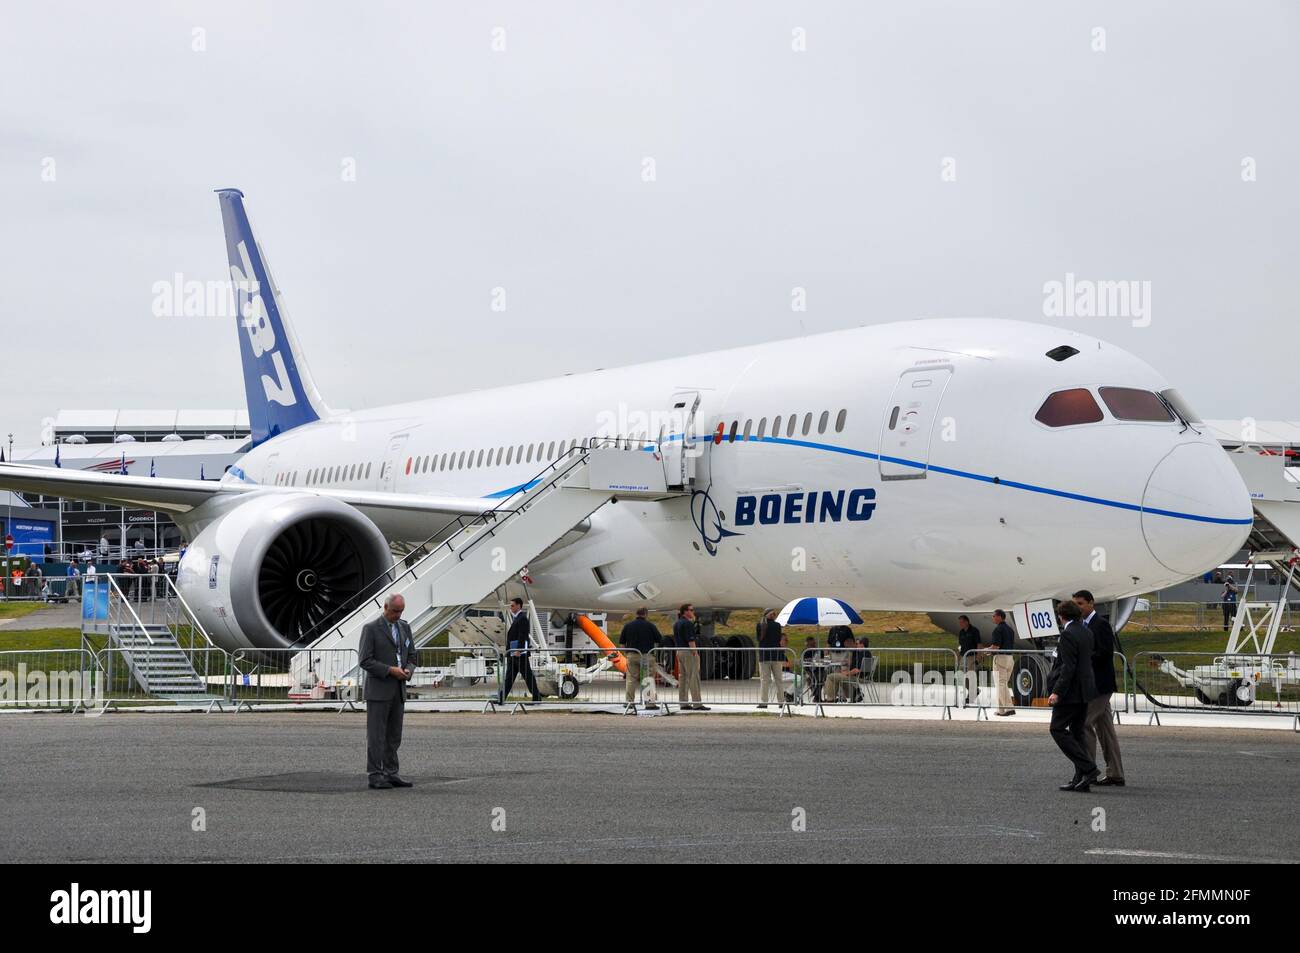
[358,615,417,701]
[505,611,531,652]
[1047,620,1098,705]
[1085,612,1118,695]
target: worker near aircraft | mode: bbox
[619,607,662,709]
[674,604,708,710]
[988,609,1017,716]
[496,596,541,705]
[757,609,786,708]
[358,593,417,790]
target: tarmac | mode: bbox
[0,710,1296,863]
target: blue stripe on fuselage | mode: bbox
[476,434,1252,526]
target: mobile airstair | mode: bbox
[80,572,225,709]
[290,443,684,690]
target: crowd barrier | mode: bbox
[801,646,961,715]
[959,649,1132,717]
[655,646,798,711]
[93,646,229,712]
[3,640,1299,725]
[229,648,362,711]
[407,646,501,705]
[1127,600,1299,632]
[0,649,100,710]
[492,646,639,710]
[1129,651,1300,719]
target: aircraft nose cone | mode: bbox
[1142,443,1253,576]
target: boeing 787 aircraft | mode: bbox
[0,190,1253,653]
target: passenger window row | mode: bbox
[298,462,373,487]
[722,408,848,443]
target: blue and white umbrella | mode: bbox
[776,597,863,627]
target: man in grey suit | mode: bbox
[358,593,417,790]
[1047,599,1099,792]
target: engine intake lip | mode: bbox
[225,493,392,650]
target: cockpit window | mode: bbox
[1099,386,1174,422]
[1035,389,1104,427]
[1159,388,1202,424]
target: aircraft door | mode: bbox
[879,365,953,480]
[661,390,701,490]
[379,433,410,493]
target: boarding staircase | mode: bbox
[81,573,224,705]
[291,443,683,689]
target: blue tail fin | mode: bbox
[216,189,329,446]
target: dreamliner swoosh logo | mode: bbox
[690,487,743,556]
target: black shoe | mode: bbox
[693,705,711,711]
[1096,776,1126,787]
[1058,777,1082,791]
[1071,770,1100,793]
[995,710,1015,716]
[644,704,660,710]
[387,776,413,788]
[369,779,393,790]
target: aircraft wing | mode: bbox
[0,463,497,524]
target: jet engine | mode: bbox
[176,492,393,650]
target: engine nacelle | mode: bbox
[177,492,393,651]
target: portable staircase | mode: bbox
[291,443,683,689]
[81,573,224,709]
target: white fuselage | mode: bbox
[217,318,1253,614]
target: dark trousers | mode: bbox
[1222,603,1236,631]
[366,696,405,780]
[1049,701,1097,778]
[499,652,540,701]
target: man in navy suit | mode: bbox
[1047,600,1099,792]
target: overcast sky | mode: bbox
[1,0,1296,448]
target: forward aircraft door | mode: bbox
[661,390,701,490]
[879,365,952,480]
[380,434,409,493]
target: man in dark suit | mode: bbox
[1047,600,1099,792]
[495,597,540,704]
[358,593,417,790]
[1074,589,1126,786]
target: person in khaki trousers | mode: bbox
[757,609,786,708]
[988,609,1017,715]
[673,603,707,710]
[1075,590,1126,786]
[618,607,662,709]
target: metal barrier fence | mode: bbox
[958,649,1131,716]
[407,646,502,705]
[92,646,229,711]
[5,639,1300,725]
[493,646,642,710]
[1130,651,1300,717]
[1126,600,1299,632]
[800,646,961,714]
[0,649,100,710]
[1,570,182,603]
[654,646,798,711]
[229,648,362,710]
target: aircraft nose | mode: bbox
[1141,442,1253,576]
